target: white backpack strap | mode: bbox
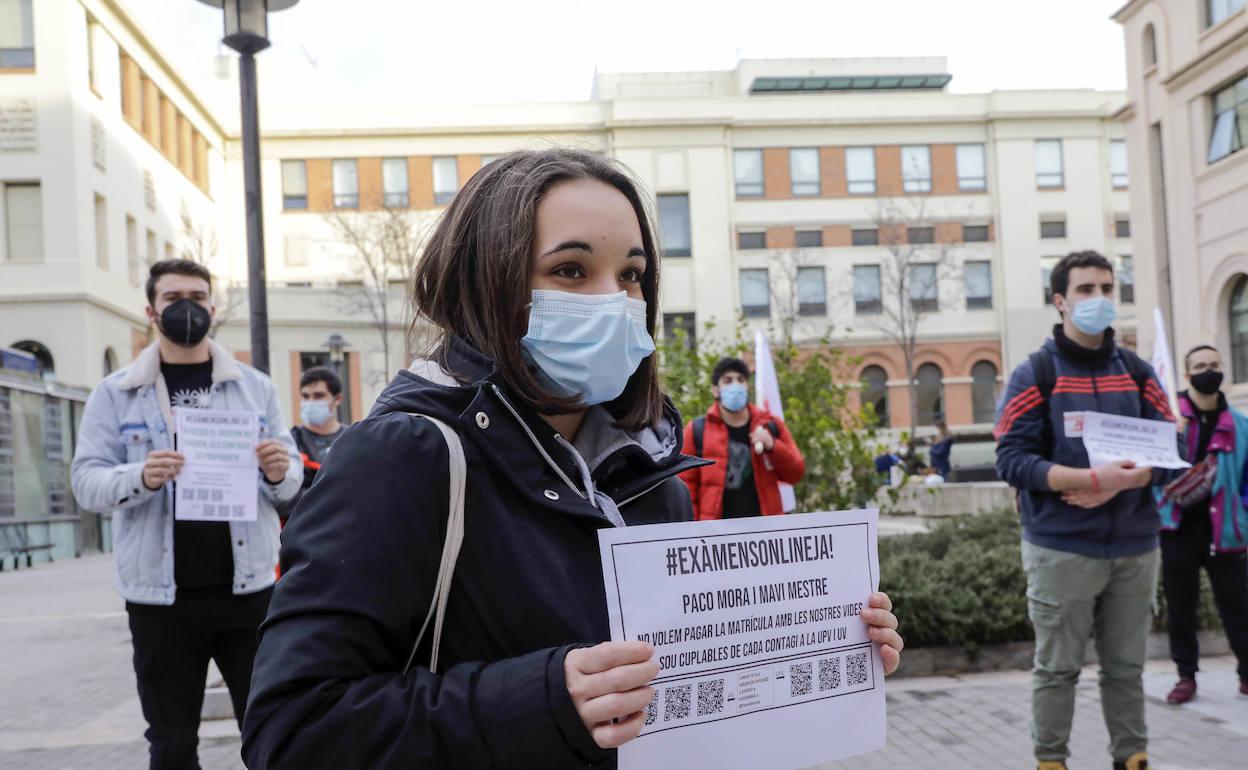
[401,413,467,676]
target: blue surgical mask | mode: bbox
[300,400,333,427]
[521,289,656,406]
[1069,296,1116,336]
[719,383,749,413]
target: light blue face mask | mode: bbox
[520,289,656,406]
[719,383,749,413]
[1069,296,1116,336]
[300,400,333,427]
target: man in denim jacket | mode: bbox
[71,259,301,770]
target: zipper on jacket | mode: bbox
[488,384,588,502]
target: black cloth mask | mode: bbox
[1190,370,1224,396]
[158,299,212,348]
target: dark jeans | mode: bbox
[126,586,273,770]
[1161,513,1248,681]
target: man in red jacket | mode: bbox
[681,357,805,519]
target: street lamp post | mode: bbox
[194,0,300,374]
[324,333,349,422]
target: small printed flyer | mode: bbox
[1081,410,1189,470]
[174,408,259,522]
[598,508,886,770]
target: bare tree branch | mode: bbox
[327,208,428,384]
[178,205,242,338]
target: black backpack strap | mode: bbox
[1027,349,1057,458]
[1119,348,1153,396]
[692,416,705,457]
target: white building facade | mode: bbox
[1115,0,1248,406]
[3,0,1136,437]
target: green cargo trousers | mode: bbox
[1022,541,1159,763]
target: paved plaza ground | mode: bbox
[3,554,1247,769]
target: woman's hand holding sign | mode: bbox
[863,591,903,675]
[566,640,660,749]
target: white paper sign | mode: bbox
[598,509,886,770]
[1081,410,1189,470]
[175,408,260,522]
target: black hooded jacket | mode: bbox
[241,338,706,769]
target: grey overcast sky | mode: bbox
[127,0,1129,110]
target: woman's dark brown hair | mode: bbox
[410,148,664,430]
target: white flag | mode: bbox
[753,330,797,513]
[1151,307,1180,417]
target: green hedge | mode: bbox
[879,511,1222,652]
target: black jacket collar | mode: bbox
[1053,324,1116,368]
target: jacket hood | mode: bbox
[369,336,704,505]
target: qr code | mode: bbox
[664,684,691,721]
[211,489,224,502]
[697,678,725,716]
[819,656,842,691]
[644,690,658,726]
[847,651,869,686]
[196,488,211,501]
[180,486,193,500]
[789,662,813,697]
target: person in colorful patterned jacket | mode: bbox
[1155,344,1248,705]
[995,251,1176,770]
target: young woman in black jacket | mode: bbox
[241,149,903,769]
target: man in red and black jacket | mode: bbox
[679,357,805,519]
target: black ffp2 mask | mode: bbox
[158,299,212,348]
[1190,370,1224,396]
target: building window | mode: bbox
[126,215,139,286]
[165,241,174,261]
[957,144,987,191]
[790,148,820,196]
[740,269,770,318]
[103,348,117,377]
[3,183,42,262]
[1110,140,1129,188]
[1042,257,1060,304]
[915,363,945,426]
[738,231,766,250]
[853,265,882,314]
[332,160,358,209]
[795,229,823,248]
[86,18,100,93]
[907,226,934,245]
[1119,255,1135,304]
[0,0,35,68]
[281,160,307,210]
[910,264,938,311]
[431,157,459,204]
[965,261,992,310]
[1208,0,1246,28]
[1040,218,1067,239]
[1115,217,1131,238]
[860,366,889,427]
[657,194,691,257]
[734,149,764,197]
[1209,75,1248,163]
[146,228,156,268]
[852,228,879,247]
[376,158,409,208]
[901,145,932,193]
[1035,139,1064,188]
[1232,277,1248,382]
[797,267,826,316]
[963,224,989,242]
[94,193,107,270]
[846,147,876,194]
[971,361,999,424]
[1143,24,1158,67]
[663,312,696,349]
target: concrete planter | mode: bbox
[894,630,1230,679]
